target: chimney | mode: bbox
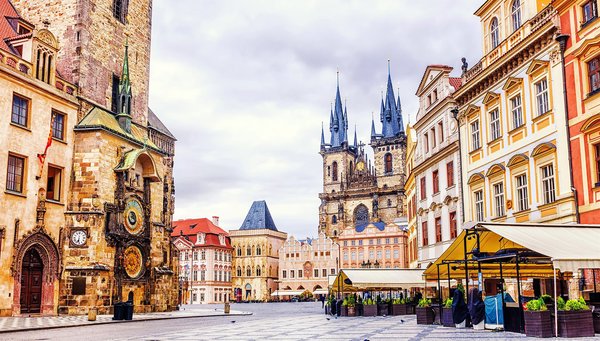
[212,216,220,226]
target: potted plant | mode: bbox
[392,298,408,315]
[441,298,454,327]
[363,298,377,317]
[347,296,356,317]
[416,298,434,324]
[341,297,348,316]
[556,297,595,338]
[524,297,553,338]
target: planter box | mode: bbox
[340,306,348,316]
[348,306,356,317]
[557,310,594,338]
[416,307,435,325]
[524,311,554,338]
[392,304,408,315]
[377,303,388,316]
[441,308,454,327]
[363,305,377,317]
[594,313,600,334]
[356,303,363,316]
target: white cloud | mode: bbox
[149,0,483,237]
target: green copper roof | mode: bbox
[75,106,159,151]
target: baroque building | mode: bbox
[5,0,178,315]
[404,125,419,269]
[413,65,463,268]
[172,217,233,304]
[230,201,287,302]
[0,1,78,316]
[277,233,338,298]
[318,69,408,268]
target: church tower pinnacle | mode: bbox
[116,40,132,133]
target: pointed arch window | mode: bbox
[384,153,393,174]
[35,46,54,84]
[332,215,337,224]
[246,246,252,256]
[236,266,242,277]
[490,18,500,49]
[332,162,338,181]
[256,266,261,276]
[246,266,252,277]
[354,204,369,226]
[256,246,262,256]
[511,0,522,32]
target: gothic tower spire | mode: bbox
[116,39,132,133]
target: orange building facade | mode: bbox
[554,0,600,224]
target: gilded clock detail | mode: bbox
[123,199,144,235]
[123,245,144,279]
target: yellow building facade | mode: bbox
[230,201,287,302]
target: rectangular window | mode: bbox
[582,0,598,25]
[535,79,549,116]
[588,56,600,95]
[314,269,319,278]
[290,270,295,278]
[489,109,501,140]
[330,268,335,275]
[343,252,348,261]
[493,182,505,217]
[369,250,374,259]
[435,217,442,243]
[193,252,198,261]
[393,249,399,259]
[11,94,29,127]
[510,95,523,129]
[351,240,355,246]
[358,251,363,260]
[111,74,120,113]
[447,161,454,187]
[449,211,457,239]
[322,269,327,277]
[376,250,382,259]
[52,111,66,141]
[595,144,600,186]
[516,174,529,211]
[431,127,436,148]
[424,132,429,153]
[385,238,390,244]
[7,154,25,193]
[471,120,480,151]
[438,121,444,142]
[385,249,391,259]
[541,164,556,204]
[422,221,428,246]
[193,270,198,281]
[474,190,484,221]
[201,270,205,281]
[432,170,439,194]
[47,166,63,201]
[351,251,356,260]
[358,240,363,246]
[420,177,427,200]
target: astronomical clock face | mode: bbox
[123,245,144,279]
[123,199,144,235]
[356,161,365,172]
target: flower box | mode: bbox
[391,304,408,315]
[524,310,554,338]
[363,304,377,317]
[377,303,388,316]
[441,308,454,327]
[557,310,594,338]
[416,307,435,325]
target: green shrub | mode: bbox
[417,298,432,308]
[443,298,453,308]
[347,296,356,307]
[564,297,589,311]
[526,298,547,312]
[393,298,406,304]
[364,298,375,305]
[342,298,348,307]
[540,294,553,304]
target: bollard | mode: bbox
[224,302,230,314]
[88,307,97,321]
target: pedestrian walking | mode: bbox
[320,295,325,308]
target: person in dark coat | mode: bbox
[451,289,468,324]
[320,295,325,308]
[468,288,486,325]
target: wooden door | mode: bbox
[20,249,43,314]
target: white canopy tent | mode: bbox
[270,290,304,297]
[332,268,425,292]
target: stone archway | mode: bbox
[12,230,60,315]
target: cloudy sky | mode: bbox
[148,0,483,238]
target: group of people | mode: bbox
[452,287,486,327]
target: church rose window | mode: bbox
[354,205,369,226]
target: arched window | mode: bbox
[354,204,369,226]
[246,246,252,256]
[256,246,261,256]
[490,18,499,49]
[332,162,338,181]
[384,153,393,174]
[237,247,242,257]
[256,266,261,276]
[333,230,338,237]
[236,266,242,277]
[332,215,337,224]
[511,0,521,32]
[246,266,252,277]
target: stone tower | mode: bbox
[11,0,152,124]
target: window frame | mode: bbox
[581,0,598,27]
[449,211,457,239]
[515,173,529,211]
[540,163,557,204]
[471,120,481,151]
[489,108,502,141]
[420,177,427,200]
[11,93,30,128]
[51,110,66,142]
[6,153,26,194]
[588,56,600,96]
[384,153,393,174]
[447,161,454,187]
[421,221,429,246]
[595,144,600,187]
[490,17,500,49]
[534,78,550,116]
[432,169,440,194]
[434,217,442,243]
[493,181,505,217]
[474,190,484,221]
[510,94,524,130]
[511,0,522,32]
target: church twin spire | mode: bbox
[116,39,133,133]
[327,71,348,148]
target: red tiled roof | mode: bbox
[449,77,463,91]
[172,218,232,249]
[0,0,20,53]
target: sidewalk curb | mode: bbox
[0,311,253,334]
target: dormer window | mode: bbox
[218,234,225,245]
[197,233,205,244]
[35,45,54,84]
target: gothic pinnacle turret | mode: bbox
[373,61,405,140]
[116,39,132,133]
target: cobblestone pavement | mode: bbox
[2,302,599,340]
[0,307,250,333]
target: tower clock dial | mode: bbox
[71,230,87,246]
[356,161,365,172]
[123,199,144,235]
